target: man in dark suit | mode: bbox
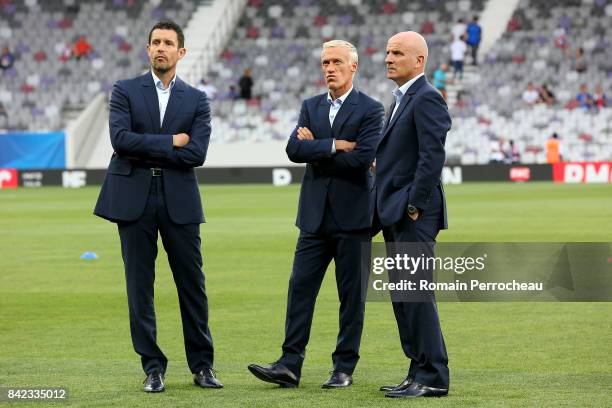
[373,31,451,398]
[248,40,384,389]
[94,20,222,393]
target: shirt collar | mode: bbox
[392,73,424,101]
[151,70,176,91]
[327,86,353,105]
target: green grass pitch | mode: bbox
[1,182,611,407]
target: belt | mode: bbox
[151,168,162,176]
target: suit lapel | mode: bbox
[331,88,358,138]
[317,94,332,139]
[161,77,185,133]
[140,74,161,131]
[380,75,427,141]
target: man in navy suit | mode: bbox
[374,32,451,398]
[94,20,222,393]
[248,40,384,389]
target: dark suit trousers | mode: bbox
[380,187,449,389]
[117,176,214,375]
[280,201,370,377]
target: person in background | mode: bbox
[505,140,521,163]
[73,35,93,59]
[546,132,562,163]
[539,84,556,105]
[573,47,587,74]
[451,18,466,41]
[593,84,607,109]
[521,82,540,105]
[239,68,254,99]
[450,34,467,80]
[466,16,482,65]
[197,78,218,100]
[433,63,448,100]
[0,46,15,70]
[575,83,592,109]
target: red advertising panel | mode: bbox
[553,162,612,183]
[509,167,531,182]
[0,168,18,189]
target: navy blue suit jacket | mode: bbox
[286,88,384,233]
[374,76,450,229]
[94,72,211,224]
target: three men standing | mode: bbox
[95,19,450,399]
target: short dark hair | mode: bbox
[148,20,184,48]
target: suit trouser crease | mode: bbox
[380,188,449,389]
[280,204,369,377]
[118,176,214,374]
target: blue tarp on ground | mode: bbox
[0,132,65,169]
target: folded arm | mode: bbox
[285,101,334,163]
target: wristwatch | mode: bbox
[407,204,418,215]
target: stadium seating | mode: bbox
[1,0,610,164]
[0,0,195,131]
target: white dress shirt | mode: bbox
[151,71,176,126]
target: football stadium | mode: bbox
[1,0,611,407]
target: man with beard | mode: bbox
[94,20,222,393]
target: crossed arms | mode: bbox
[109,80,211,168]
[285,99,384,172]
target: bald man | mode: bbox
[373,31,451,398]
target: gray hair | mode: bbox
[321,40,358,64]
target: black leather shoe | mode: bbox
[379,376,413,391]
[248,362,299,388]
[322,371,352,388]
[385,381,448,398]
[194,368,223,389]
[143,372,165,393]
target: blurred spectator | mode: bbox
[57,41,73,62]
[521,82,540,105]
[573,47,587,73]
[452,18,466,41]
[546,133,562,163]
[538,84,556,105]
[433,63,448,100]
[489,137,506,163]
[505,140,521,163]
[239,68,254,100]
[593,84,607,108]
[73,35,93,59]
[575,83,593,109]
[0,46,15,70]
[466,16,482,65]
[222,85,239,100]
[196,78,218,100]
[0,101,7,117]
[553,28,569,53]
[450,34,467,80]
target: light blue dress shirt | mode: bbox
[390,73,424,121]
[326,86,353,154]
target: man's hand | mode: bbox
[408,210,419,221]
[335,140,356,152]
[297,127,314,140]
[173,133,190,147]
